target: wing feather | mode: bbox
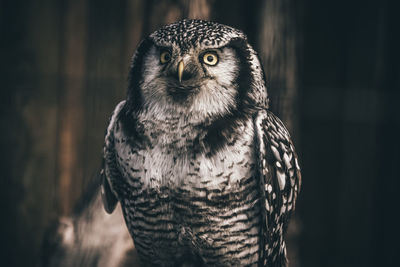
[101,100,127,214]
[254,110,302,267]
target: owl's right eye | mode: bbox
[160,51,171,64]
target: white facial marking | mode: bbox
[140,46,239,121]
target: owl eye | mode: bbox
[160,51,171,64]
[202,52,218,66]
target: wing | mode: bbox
[100,100,127,214]
[254,110,302,267]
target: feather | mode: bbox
[254,109,302,267]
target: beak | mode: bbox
[178,60,184,83]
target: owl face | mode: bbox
[140,44,239,118]
[127,20,269,120]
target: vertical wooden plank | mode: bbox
[1,0,63,265]
[1,2,35,265]
[259,0,299,134]
[57,0,88,216]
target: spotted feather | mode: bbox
[254,109,302,267]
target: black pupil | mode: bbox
[164,53,170,61]
[207,55,214,62]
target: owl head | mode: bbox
[125,19,268,120]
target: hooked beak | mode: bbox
[178,60,184,83]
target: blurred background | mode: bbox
[1,0,399,266]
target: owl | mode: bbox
[101,19,301,267]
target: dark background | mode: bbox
[1,0,399,266]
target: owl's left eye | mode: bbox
[202,52,218,66]
[160,51,171,64]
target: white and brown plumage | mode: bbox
[101,19,301,266]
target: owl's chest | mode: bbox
[114,118,256,192]
[114,118,261,263]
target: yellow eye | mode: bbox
[202,52,218,66]
[160,51,171,64]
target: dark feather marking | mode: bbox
[118,38,156,149]
[199,38,259,157]
[118,103,148,148]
